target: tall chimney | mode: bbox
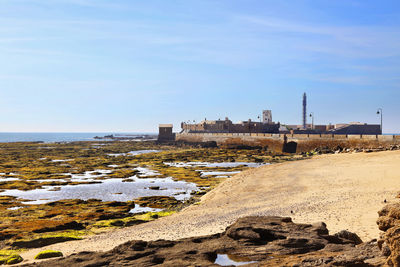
[302,93,307,129]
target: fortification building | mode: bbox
[181,115,280,134]
[262,110,273,124]
[158,124,175,142]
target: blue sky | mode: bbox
[0,0,399,133]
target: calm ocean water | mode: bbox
[0,132,155,143]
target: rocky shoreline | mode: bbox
[22,201,400,266]
[23,215,389,266]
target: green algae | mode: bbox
[38,230,85,240]
[0,250,23,265]
[93,211,176,228]
[10,230,85,248]
[34,250,63,259]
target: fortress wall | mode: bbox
[347,135,362,140]
[378,135,395,141]
[175,133,399,152]
[363,135,378,140]
[334,135,348,140]
[308,134,322,139]
[176,133,399,143]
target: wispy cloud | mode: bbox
[0,0,126,9]
[236,15,400,59]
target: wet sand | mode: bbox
[21,150,400,263]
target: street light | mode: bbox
[309,112,314,130]
[377,108,383,134]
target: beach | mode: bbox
[20,149,400,262]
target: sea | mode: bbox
[0,132,156,143]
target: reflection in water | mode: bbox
[0,177,19,182]
[136,167,161,177]
[200,171,241,177]
[108,150,161,157]
[129,205,163,214]
[164,162,267,168]
[0,177,197,204]
[165,162,268,178]
[214,254,257,266]
[7,206,23,210]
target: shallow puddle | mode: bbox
[0,177,19,182]
[129,150,160,156]
[129,205,163,214]
[200,171,241,177]
[0,177,197,204]
[67,170,112,182]
[34,179,68,183]
[21,199,51,205]
[108,164,119,168]
[7,206,23,210]
[136,167,161,177]
[164,162,267,168]
[108,150,160,157]
[214,254,258,266]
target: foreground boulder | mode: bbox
[377,203,400,266]
[25,216,384,266]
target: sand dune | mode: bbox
[21,150,400,262]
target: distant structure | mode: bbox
[158,124,175,142]
[181,113,280,134]
[262,110,272,124]
[302,93,307,129]
[174,92,383,137]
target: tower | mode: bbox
[302,93,307,129]
[262,110,272,124]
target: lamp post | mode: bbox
[377,108,383,134]
[309,112,314,130]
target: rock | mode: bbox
[377,202,400,266]
[334,230,363,245]
[148,186,160,190]
[377,203,400,231]
[10,236,81,249]
[105,201,126,207]
[24,216,384,266]
[312,222,329,235]
[109,219,124,227]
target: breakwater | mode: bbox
[176,133,400,152]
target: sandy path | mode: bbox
[20,150,400,263]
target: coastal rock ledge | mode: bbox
[377,202,400,267]
[25,216,385,266]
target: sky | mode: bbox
[0,0,399,133]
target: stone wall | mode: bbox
[176,133,400,152]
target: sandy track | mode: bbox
[21,150,400,263]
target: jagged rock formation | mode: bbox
[377,203,400,266]
[24,216,384,266]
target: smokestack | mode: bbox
[302,93,307,129]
